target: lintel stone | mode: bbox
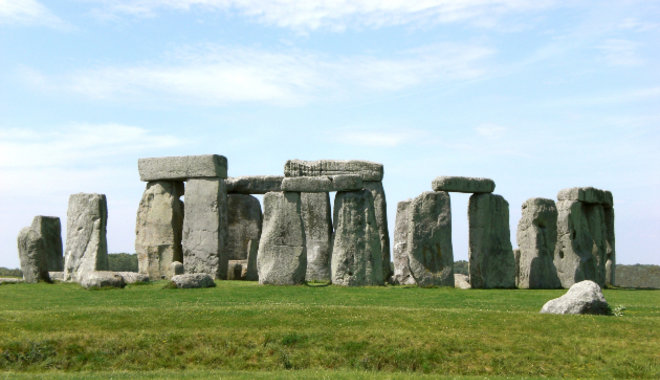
[281,175,363,192]
[138,154,227,181]
[225,175,283,194]
[284,159,383,182]
[557,187,613,207]
[432,176,495,193]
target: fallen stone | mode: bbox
[226,194,263,260]
[431,176,495,193]
[170,273,216,288]
[301,192,333,282]
[135,181,184,280]
[64,193,109,281]
[468,193,516,288]
[30,216,63,271]
[331,190,383,286]
[540,280,611,315]
[48,271,65,282]
[454,274,471,289]
[170,261,184,276]
[281,175,363,192]
[0,278,23,284]
[557,187,613,207]
[257,192,307,285]
[182,179,228,279]
[116,272,150,284]
[364,181,392,282]
[79,271,126,289]
[391,200,415,285]
[285,159,384,182]
[225,176,283,194]
[138,154,227,181]
[516,198,561,289]
[17,227,49,283]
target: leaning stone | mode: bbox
[540,280,611,315]
[285,159,384,182]
[281,175,363,192]
[454,274,471,289]
[226,194,263,260]
[257,192,307,285]
[225,176,283,194]
[182,179,228,279]
[116,272,150,284]
[301,192,333,282]
[468,193,516,288]
[170,261,184,276]
[431,176,495,193]
[17,227,49,283]
[30,216,63,271]
[331,190,383,286]
[135,181,184,280]
[48,271,65,282]
[64,193,109,281]
[557,187,613,207]
[170,273,216,288]
[516,198,561,289]
[79,271,126,289]
[392,200,415,285]
[363,181,392,282]
[406,191,454,287]
[138,154,227,181]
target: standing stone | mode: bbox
[392,200,415,285]
[257,192,307,285]
[331,190,383,286]
[468,193,515,288]
[64,193,109,281]
[182,179,228,279]
[245,239,259,281]
[30,216,63,271]
[604,206,615,286]
[226,194,263,260]
[135,181,184,280]
[17,227,49,283]
[406,191,454,287]
[363,181,392,282]
[516,198,561,289]
[301,192,332,282]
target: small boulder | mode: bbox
[454,274,471,289]
[79,271,126,289]
[116,272,150,284]
[540,280,611,315]
[170,273,216,288]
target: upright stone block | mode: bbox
[138,154,227,181]
[64,193,109,281]
[30,216,63,271]
[468,193,515,288]
[301,192,332,282]
[17,227,49,283]
[432,176,495,193]
[331,190,383,286]
[135,181,184,279]
[226,194,263,260]
[406,191,454,287]
[257,192,307,285]
[182,179,228,279]
[392,200,415,285]
[363,181,392,282]
[285,159,384,182]
[516,198,561,289]
[604,206,615,286]
[245,239,259,281]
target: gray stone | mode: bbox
[331,190,383,286]
[138,154,227,181]
[540,280,611,315]
[301,192,332,282]
[0,278,23,284]
[225,176,283,194]
[170,273,216,288]
[363,182,392,282]
[182,179,228,279]
[64,193,109,281]
[557,187,613,207]
[431,176,495,193]
[281,175,363,193]
[516,198,561,289]
[170,261,184,276]
[454,274,471,289]
[245,239,259,281]
[392,200,415,285]
[135,181,184,280]
[257,192,307,285]
[285,159,384,182]
[226,194,263,260]
[406,191,454,287]
[48,271,65,282]
[468,193,515,288]
[116,272,150,284]
[17,227,49,283]
[79,271,126,289]
[30,216,63,271]
[227,260,247,280]
[604,207,615,286]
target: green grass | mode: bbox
[1,281,658,379]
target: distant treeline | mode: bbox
[107,253,139,272]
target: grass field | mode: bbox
[0,281,658,379]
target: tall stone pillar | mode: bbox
[516,198,560,289]
[363,181,392,282]
[392,200,415,285]
[226,194,263,260]
[301,192,332,282]
[64,193,109,281]
[30,216,63,271]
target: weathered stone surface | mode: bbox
[285,159,384,182]
[454,274,471,289]
[363,181,392,282]
[406,191,454,287]
[516,198,561,289]
[48,271,65,282]
[431,176,495,193]
[17,227,49,283]
[79,271,126,289]
[540,280,611,315]
[281,175,363,192]
[170,261,184,276]
[604,207,615,286]
[392,200,415,285]
[468,193,515,289]
[557,187,613,207]
[138,154,227,181]
[135,181,184,280]
[301,192,332,282]
[227,260,247,280]
[182,179,228,279]
[331,190,383,286]
[225,176,283,194]
[170,273,216,288]
[30,216,63,271]
[64,193,109,281]
[257,192,307,285]
[245,239,259,281]
[116,272,150,284]
[226,194,263,260]
[0,278,23,284]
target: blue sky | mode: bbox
[1,0,659,269]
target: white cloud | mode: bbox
[0,0,67,28]
[597,38,645,66]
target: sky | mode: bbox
[1,0,659,269]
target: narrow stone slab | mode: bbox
[557,187,613,207]
[301,192,332,282]
[138,154,227,181]
[363,182,392,282]
[285,159,384,182]
[245,239,259,281]
[281,175,363,192]
[17,227,49,283]
[431,176,495,193]
[226,194,263,260]
[392,200,415,285]
[30,216,63,271]
[225,176,283,194]
[64,193,109,282]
